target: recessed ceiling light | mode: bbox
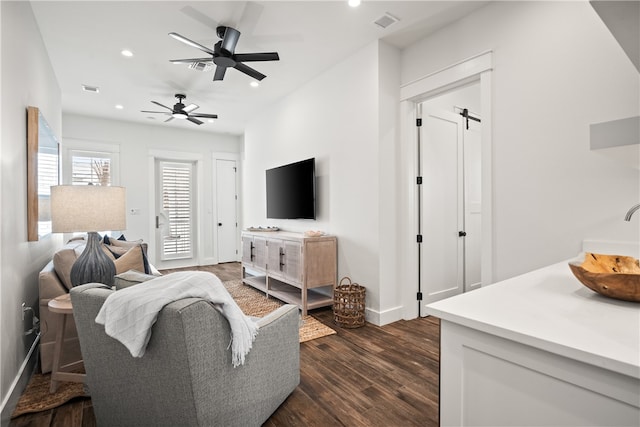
[250,81,259,88]
[115,104,124,110]
[348,0,361,7]
[121,49,133,57]
[82,84,99,93]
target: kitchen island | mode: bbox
[426,258,640,426]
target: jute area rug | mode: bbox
[11,277,335,418]
[224,279,336,343]
[11,373,88,418]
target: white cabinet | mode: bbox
[241,231,337,315]
[427,261,640,426]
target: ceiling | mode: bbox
[31,1,488,136]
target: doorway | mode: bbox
[399,51,493,319]
[419,83,482,305]
[214,157,239,263]
[155,159,196,263]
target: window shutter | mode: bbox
[160,161,193,259]
[71,153,111,186]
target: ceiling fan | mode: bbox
[141,94,218,125]
[169,25,279,81]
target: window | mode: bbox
[62,146,120,237]
[62,140,119,187]
[70,152,112,186]
[158,161,194,260]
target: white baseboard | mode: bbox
[364,305,404,326]
[1,334,40,427]
[201,256,216,266]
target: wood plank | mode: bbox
[80,400,96,427]
[50,399,83,427]
[10,263,440,427]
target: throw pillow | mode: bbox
[103,244,128,258]
[107,239,151,274]
[108,238,144,250]
[103,234,127,245]
[53,241,86,290]
[113,270,157,290]
[113,245,146,275]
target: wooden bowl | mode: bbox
[569,253,640,302]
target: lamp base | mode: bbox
[70,232,116,287]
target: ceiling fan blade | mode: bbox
[220,26,241,54]
[187,117,204,125]
[180,5,220,31]
[234,52,279,62]
[234,1,263,35]
[151,101,173,111]
[213,65,227,81]
[183,104,199,113]
[141,110,170,114]
[190,113,218,119]
[234,62,266,81]
[169,58,213,64]
[169,32,216,56]
[164,117,175,123]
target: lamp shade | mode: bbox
[51,185,126,233]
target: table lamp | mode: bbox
[51,185,126,287]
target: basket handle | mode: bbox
[339,277,352,287]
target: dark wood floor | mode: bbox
[10,263,440,427]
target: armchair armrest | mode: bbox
[256,304,300,328]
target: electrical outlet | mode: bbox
[22,303,39,335]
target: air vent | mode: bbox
[81,84,100,93]
[188,62,213,72]
[373,13,399,29]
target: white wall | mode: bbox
[0,1,62,415]
[243,41,403,324]
[401,1,639,282]
[62,114,242,268]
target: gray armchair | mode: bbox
[70,283,300,427]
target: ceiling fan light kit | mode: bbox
[140,93,218,126]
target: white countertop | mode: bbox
[426,261,640,378]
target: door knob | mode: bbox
[458,231,467,237]
[218,222,222,226]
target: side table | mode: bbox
[48,293,85,393]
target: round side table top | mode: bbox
[48,293,73,314]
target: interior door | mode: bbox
[420,107,465,307]
[464,117,482,291]
[216,159,238,263]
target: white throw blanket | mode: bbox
[95,271,259,367]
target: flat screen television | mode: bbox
[266,158,316,220]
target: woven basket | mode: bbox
[333,277,366,328]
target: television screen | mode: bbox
[266,158,316,219]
